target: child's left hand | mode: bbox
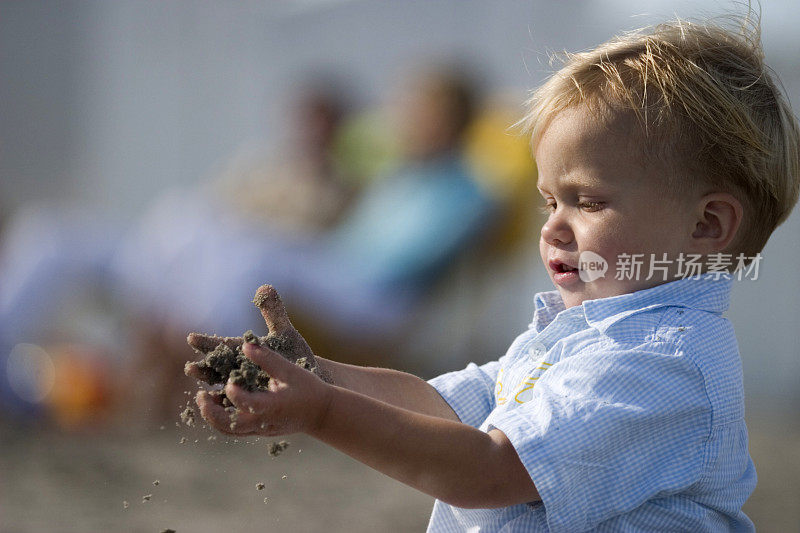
[196,341,332,437]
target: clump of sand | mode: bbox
[184,284,331,386]
[180,406,195,427]
[184,336,270,393]
[268,440,290,457]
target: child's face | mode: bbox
[536,106,696,308]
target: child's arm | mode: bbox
[313,357,461,421]
[186,284,459,421]
[196,342,539,509]
[187,337,458,420]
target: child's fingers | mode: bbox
[186,332,242,354]
[253,285,292,335]
[184,361,217,383]
[224,382,265,415]
[196,391,265,436]
[242,342,296,382]
[184,361,203,380]
[204,390,226,406]
[196,391,238,435]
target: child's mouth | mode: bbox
[550,260,580,285]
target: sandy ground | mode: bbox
[0,408,797,532]
[0,423,433,533]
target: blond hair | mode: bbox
[520,17,800,257]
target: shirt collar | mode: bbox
[531,273,733,334]
[531,290,567,333]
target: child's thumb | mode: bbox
[252,285,292,335]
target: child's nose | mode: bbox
[541,214,573,246]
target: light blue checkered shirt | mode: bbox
[427,274,756,532]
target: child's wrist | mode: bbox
[306,381,336,437]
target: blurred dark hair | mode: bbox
[422,65,480,140]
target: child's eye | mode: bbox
[578,201,604,212]
[539,201,556,215]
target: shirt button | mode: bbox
[528,342,547,358]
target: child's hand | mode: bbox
[185,284,331,383]
[196,341,332,437]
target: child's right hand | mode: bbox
[196,341,333,437]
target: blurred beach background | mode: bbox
[1,1,798,531]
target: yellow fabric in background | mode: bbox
[465,103,540,252]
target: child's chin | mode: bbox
[557,289,587,309]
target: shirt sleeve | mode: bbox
[428,360,501,428]
[485,348,712,532]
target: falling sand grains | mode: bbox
[180,406,196,427]
[268,440,290,457]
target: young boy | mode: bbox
[189,18,799,531]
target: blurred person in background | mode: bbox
[119,64,498,412]
[0,63,502,424]
[0,76,357,425]
[134,63,503,421]
[115,64,494,340]
[210,78,357,236]
[278,65,504,362]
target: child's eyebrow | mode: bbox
[538,175,607,195]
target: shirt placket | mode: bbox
[525,306,589,363]
[501,309,590,405]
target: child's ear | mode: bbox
[691,192,743,252]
